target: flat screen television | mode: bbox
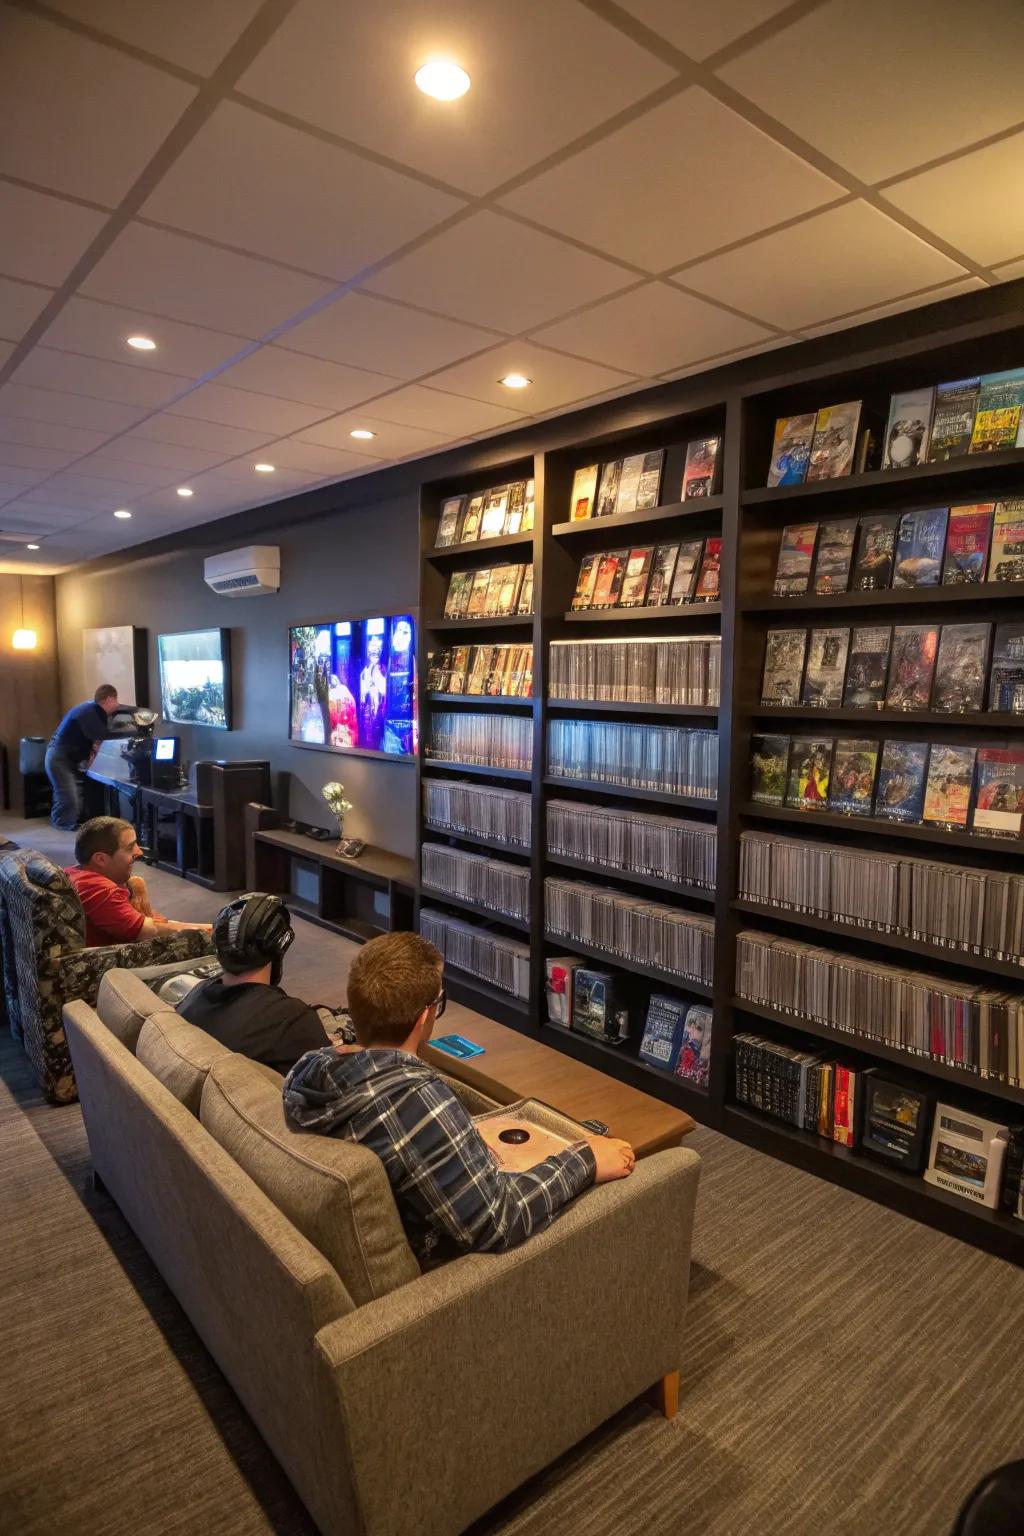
[157,628,232,730]
[289,614,417,758]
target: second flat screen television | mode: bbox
[289,614,417,758]
[157,628,232,729]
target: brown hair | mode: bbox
[75,816,134,867]
[94,684,118,705]
[346,932,443,1046]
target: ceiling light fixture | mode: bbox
[499,373,531,389]
[254,462,275,473]
[350,428,376,440]
[114,509,132,519]
[11,577,37,651]
[26,543,39,550]
[126,335,157,351]
[414,59,471,101]
[177,487,194,497]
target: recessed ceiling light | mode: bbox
[126,335,157,351]
[177,486,194,497]
[350,428,376,440]
[114,509,132,520]
[26,543,39,550]
[254,462,275,473]
[499,373,531,390]
[414,59,470,101]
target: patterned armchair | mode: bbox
[0,848,215,1104]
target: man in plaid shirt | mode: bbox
[283,932,635,1267]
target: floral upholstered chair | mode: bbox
[0,847,214,1104]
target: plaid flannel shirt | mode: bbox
[283,1046,596,1266]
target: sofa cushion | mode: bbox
[201,1055,420,1306]
[136,1013,231,1114]
[96,968,169,1051]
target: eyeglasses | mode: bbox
[431,988,447,1020]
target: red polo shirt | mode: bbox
[65,867,146,947]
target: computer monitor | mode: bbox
[152,736,180,766]
[150,735,182,786]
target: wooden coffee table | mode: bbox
[425,1015,694,1158]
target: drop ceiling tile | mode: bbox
[68,455,177,488]
[5,497,103,525]
[0,442,77,472]
[532,281,774,376]
[167,381,328,434]
[215,345,398,412]
[0,467,45,492]
[422,342,637,414]
[134,483,251,515]
[362,384,524,437]
[502,88,842,270]
[128,413,275,455]
[0,9,196,205]
[239,0,673,195]
[364,212,635,332]
[0,278,53,343]
[42,471,145,504]
[190,459,322,491]
[81,223,334,338]
[142,102,465,281]
[0,382,146,433]
[718,0,1024,183]
[0,342,14,368]
[296,412,448,458]
[0,417,109,453]
[0,182,108,288]
[280,292,499,378]
[679,202,966,331]
[881,132,1024,268]
[994,259,1024,283]
[11,348,192,409]
[48,0,263,75]
[248,437,382,476]
[614,0,796,60]
[797,277,988,337]
[104,436,231,474]
[38,296,250,378]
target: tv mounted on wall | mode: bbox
[157,628,232,730]
[289,613,417,759]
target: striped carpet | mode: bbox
[2,816,1022,1535]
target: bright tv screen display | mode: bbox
[289,615,417,758]
[157,628,231,730]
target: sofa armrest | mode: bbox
[313,1147,700,1536]
[54,929,216,1006]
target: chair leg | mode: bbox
[649,1371,679,1420]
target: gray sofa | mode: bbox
[65,970,702,1536]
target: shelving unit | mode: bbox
[413,287,1024,1264]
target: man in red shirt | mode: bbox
[65,817,212,948]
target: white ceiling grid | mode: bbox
[0,0,1021,571]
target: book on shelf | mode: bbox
[968,367,1024,453]
[805,401,861,482]
[883,624,938,711]
[874,740,929,824]
[545,956,586,1028]
[592,549,629,607]
[767,412,816,487]
[784,736,832,811]
[831,1064,858,1148]
[941,503,994,585]
[802,626,850,707]
[882,386,935,469]
[922,742,976,830]
[681,438,720,500]
[461,494,485,541]
[929,377,980,461]
[989,623,1024,713]
[694,536,722,601]
[931,622,990,713]
[676,1004,713,1088]
[892,506,948,588]
[852,514,898,590]
[638,992,689,1071]
[615,453,645,516]
[812,518,858,594]
[924,1105,1009,1209]
[436,495,465,547]
[480,486,510,539]
[570,464,599,522]
[842,624,892,709]
[761,628,808,705]
[670,539,704,604]
[636,449,665,509]
[971,748,1024,838]
[750,734,789,804]
[828,738,878,816]
[774,522,818,596]
[988,498,1024,582]
[595,461,621,518]
[571,553,601,610]
[619,546,654,607]
[645,543,679,607]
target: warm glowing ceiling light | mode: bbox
[12,628,37,650]
[254,462,275,473]
[414,59,470,101]
[26,543,39,550]
[499,373,531,389]
[177,486,194,497]
[126,334,157,351]
[350,428,376,440]
[114,509,132,519]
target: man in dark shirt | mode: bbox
[46,684,121,831]
[179,892,353,1074]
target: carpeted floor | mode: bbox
[1,813,1022,1536]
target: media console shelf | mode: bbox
[245,806,415,945]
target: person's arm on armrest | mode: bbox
[136,916,212,937]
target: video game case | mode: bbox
[832,1064,859,1148]
[922,743,977,830]
[812,518,858,594]
[619,546,654,607]
[969,368,1024,453]
[681,438,720,500]
[931,622,991,713]
[843,625,892,710]
[436,495,465,547]
[989,623,1024,713]
[445,569,472,618]
[805,401,861,482]
[767,413,816,487]
[941,503,995,585]
[480,487,510,539]
[750,734,790,804]
[571,553,601,610]
[517,564,534,615]
[615,454,645,516]
[882,386,935,469]
[670,539,704,604]
[802,626,850,708]
[852,515,898,590]
[635,449,665,509]
[645,544,679,607]
[675,1005,712,1088]
[761,629,808,706]
[504,480,527,535]
[988,499,1024,583]
[693,536,722,601]
[774,523,819,596]
[971,749,1024,839]
[874,740,929,824]
[591,549,629,607]
[884,624,939,711]
[595,461,621,518]
[929,377,980,461]
[828,739,879,816]
[784,736,833,811]
[460,494,484,542]
[892,506,948,588]
[639,993,689,1071]
[522,480,535,533]
[570,464,599,522]
[465,569,492,617]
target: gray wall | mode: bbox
[56,490,420,856]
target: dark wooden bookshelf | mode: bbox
[419,885,532,934]
[413,284,1024,1262]
[544,930,714,1000]
[422,822,531,858]
[427,692,533,707]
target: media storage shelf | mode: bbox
[742,585,1024,614]
[552,496,723,538]
[427,692,533,707]
[741,447,1024,507]
[426,532,534,562]
[440,964,530,1018]
[422,823,532,858]
[419,886,532,934]
[546,851,715,905]
[547,699,718,718]
[749,706,1023,729]
[540,1021,710,1113]
[731,899,1024,984]
[564,602,722,624]
[545,931,714,1000]
[738,802,1024,854]
[543,775,717,812]
[425,615,533,632]
[732,996,1024,1109]
[422,759,533,781]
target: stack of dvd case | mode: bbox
[427,644,533,697]
[739,831,1024,964]
[736,930,1024,1084]
[549,636,721,706]
[444,564,533,618]
[421,845,530,922]
[545,878,714,984]
[547,719,718,797]
[427,712,532,771]
[547,799,716,889]
[422,779,531,847]
[419,908,530,999]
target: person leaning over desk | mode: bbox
[45,684,121,832]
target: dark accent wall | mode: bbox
[0,573,59,813]
[55,492,420,854]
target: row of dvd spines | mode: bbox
[549,636,721,706]
[546,878,714,985]
[547,799,716,891]
[738,831,1024,965]
[736,931,1024,1086]
[426,712,533,771]
[421,845,531,923]
[422,778,532,848]
[419,908,530,1000]
[547,719,718,797]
